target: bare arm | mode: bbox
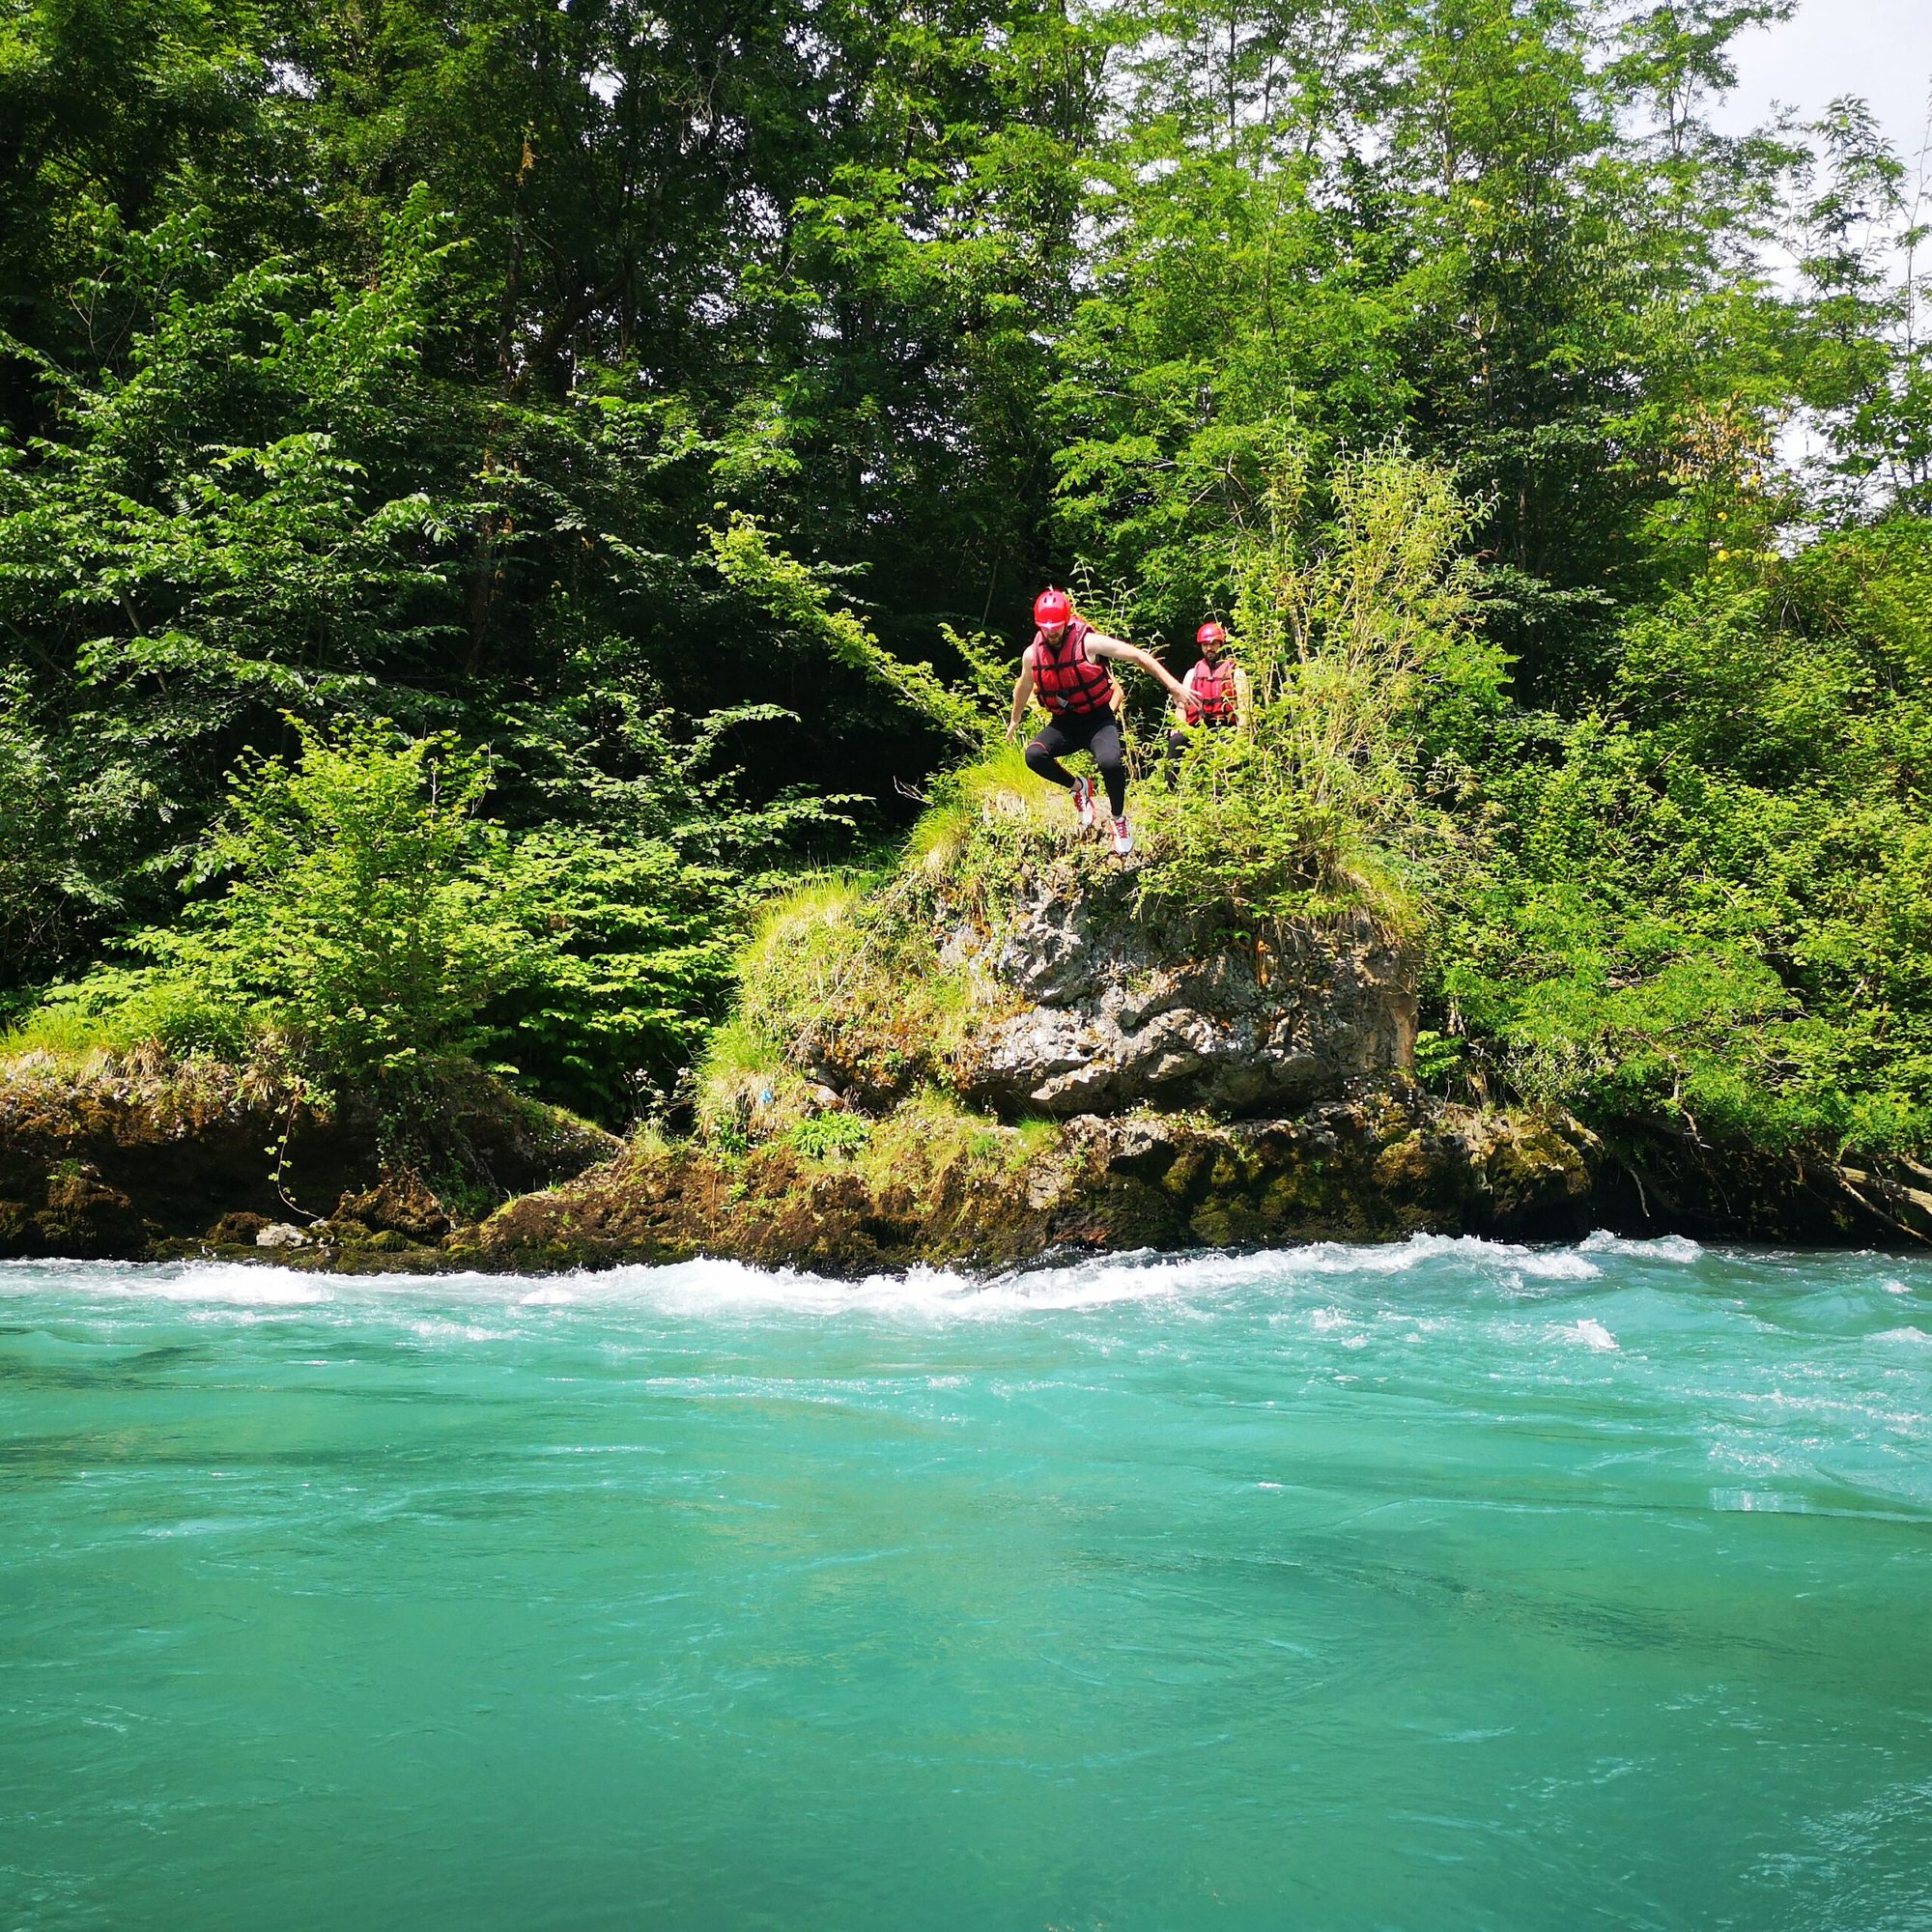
[1170,662,1200,724]
[1087,631,1190,706]
[1007,659,1037,738]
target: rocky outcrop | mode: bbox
[783,855,1418,1122]
[475,1091,1601,1277]
[332,1169,453,1243]
[944,860,1415,1118]
[3,1041,1911,1269]
[0,1048,616,1261]
[5,858,1918,1272]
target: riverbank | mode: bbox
[0,1047,616,1264]
[3,1045,1922,1271]
[8,823,1928,1270]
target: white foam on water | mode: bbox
[0,1231,1691,1332]
[1709,1487,1811,1514]
[1579,1231,1704,1264]
[534,1235,1611,1321]
[1555,1317,1620,1352]
[406,1318,514,1343]
[1273,1232,1603,1283]
[1517,1252,1604,1282]
[98,1262,333,1308]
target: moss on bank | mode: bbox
[0,1045,615,1262]
[5,1040,1922,1268]
[714,871,991,1115]
[474,1087,1610,1276]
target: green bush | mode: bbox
[0,968,254,1064]
[1436,701,1932,1158]
[1116,446,1497,933]
[787,1111,873,1160]
[187,723,513,1071]
[481,831,741,1122]
[7,721,751,1122]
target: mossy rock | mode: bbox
[0,1049,618,1262]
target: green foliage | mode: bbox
[693,1017,815,1147]
[482,832,740,1122]
[0,673,132,983]
[709,517,991,748]
[730,870,984,1109]
[787,1112,873,1161]
[734,876,877,1056]
[904,746,1064,888]
[0,195,469,896]
[1410,1030,1466,1094]
[147,721,521,1079]
[0,968,254,1065]
[5,0,1932,1183]
[1130,446,1498,929]
[1437,662,1932,1156]
[844,1088,1050,1187]
[15,722,749,1122]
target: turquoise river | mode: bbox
[3,1235,1930,1929]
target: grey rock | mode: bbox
[950,858,1415,1119]
[254,1221,309,1249]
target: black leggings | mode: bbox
[1026,709,1127,817]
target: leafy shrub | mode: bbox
[143,721,524,1078]
[9,721,753,1122]
[787,1112,873,1160]
[1436,705,1932,1158]
[0,676,130,993]
[482,831,741,1122]
[1410,1029,1465,1093]
[710,516,997,748]
[1140,447,1500,923]
[0,968,254,1064]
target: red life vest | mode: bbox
[1186,656,1237,725]
[1029,618,1117,716]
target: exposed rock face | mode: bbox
[945,861,1416,1119]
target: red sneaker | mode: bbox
[1071,775,1096,830]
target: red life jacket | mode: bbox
[1186,656,1237,724]
[1029,617,1117,716]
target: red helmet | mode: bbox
[1034,587,1073,628]
[1197,620,1228,648]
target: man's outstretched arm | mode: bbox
[1088,631,1189,706]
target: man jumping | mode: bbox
[1006,587,1191,858]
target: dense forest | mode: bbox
[2,0,1928,1195]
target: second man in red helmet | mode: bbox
[1007,588,1191,858]
[1167,620,1250,753]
